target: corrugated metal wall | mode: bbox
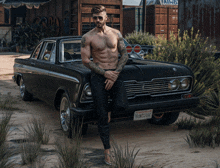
[146,5,178,39]
[179,0,220,47]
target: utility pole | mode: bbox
[142,0,146,32]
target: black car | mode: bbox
[13,36,199,135]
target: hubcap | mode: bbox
[60,97,70,132]
[20,79,25,98]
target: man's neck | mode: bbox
[96,25,108,33]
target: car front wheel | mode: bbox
[19,77,32,101]
[60,93,88,138]
[149,111,180,125]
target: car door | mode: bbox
[24,42,43,95]
[33,41,56,102]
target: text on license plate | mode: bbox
[133,109,153,121]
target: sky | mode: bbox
[123,0,141,6]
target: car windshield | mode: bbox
[60,40,82,62]
[60,39,142,62]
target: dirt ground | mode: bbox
[1,52,220,168]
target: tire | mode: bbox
[149,112,180,125]
[59,93,88,138]
[19,77,32,101]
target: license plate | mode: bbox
[133,109,153,121]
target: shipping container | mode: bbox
[179,0,220,48]
[146,5,178,39]
[26,0,123,36]
[123,7,142,36]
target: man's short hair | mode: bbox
[91,5,106,14]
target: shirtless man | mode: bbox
[81,5,128,165]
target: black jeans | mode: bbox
[90,72,128,149]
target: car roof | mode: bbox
[43,36,82,41]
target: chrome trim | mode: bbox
[133,44,142,54]
[14,64,79,83]
[124,76,193,99]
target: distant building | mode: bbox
[0,0,11,44]
[139,0,178,6]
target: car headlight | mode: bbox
[180,78,190,90]
[80,83,93,103]
[84,85,92,96]
[168,79,180,90]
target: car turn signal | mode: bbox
[183,94,193,99]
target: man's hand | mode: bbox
[104,71,119,82]
[105,79,115,90]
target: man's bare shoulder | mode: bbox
[81,29,96,47]
[82,29,94,40]
[109,28,122,39]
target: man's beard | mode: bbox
[96,22,104,28]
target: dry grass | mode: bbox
[20,141,41,165]
[20,117,50,165]
[24,117,50,144]
[178,116,220,148]
[0,92,18,111]
[55,122,86,168]
[175,117,203,130]
[0,111,14,168]
[111,137,141,168]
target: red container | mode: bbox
[146,5,178,40]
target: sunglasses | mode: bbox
[93,16,103,21]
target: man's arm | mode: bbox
[81,35,105,76]
[115,32,129,73]
[81,35,119,82]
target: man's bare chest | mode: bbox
[91,34,118,50]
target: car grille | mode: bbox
[124,78,191,98]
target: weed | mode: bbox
[55,138,85,168]
[0,112,12,146]
[24,117,50,144]
[0,92,18,111]
[30,157,46,168]
[55,121,86,168]
[111,138,141,168]
[0,144,14,168]
[20,141,41,165]
[125,31,156,46]
[0,112,14,168]
[175,117,203,130]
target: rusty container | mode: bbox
[146,5,178,39]
[178,0,220,49]
[123,7,142,36]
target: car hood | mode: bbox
[65,59,193,82]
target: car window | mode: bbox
[31,42,42,59]
[60,40,81,62]
[50,45,56,63]
[40,42,56,61]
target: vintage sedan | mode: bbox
[13,36,199,135]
